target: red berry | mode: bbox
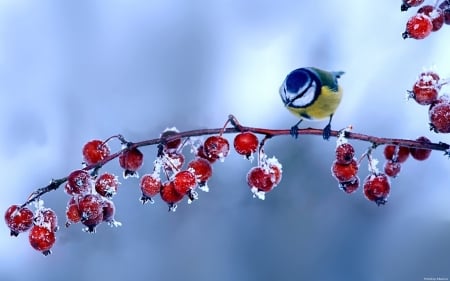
[163,152,185,172]
[383,160,402,178]
[233,132,259,157]
[247,167,275,192]
[418,5,445,31]
[331,159,359,182]
[439,1,450,25]
[82,139,110,166]
[403,14,433,39]
[160,128,182,153]
[160,181,184,207]
[203,136,230,161]
[119,147,144,177]
[401,0,425,11]
[196,145,217,163]
[339,176,360,194]
[335,143,355,164]
[67,170,92,195]
[78,194,104,232]
[268,163,282,186]
[411,71,441,105]
[140,174,162,203]
[35,208,58,232]
[410,136,432,160]
[95,172,120,198]
[383,145,410,163]
[188,158,213,184]
[4,205,34,236]
[65,198,81,227]
[429,99,450,133]
[363,174,390,206]
[102,199,120,227]
[28,225,56,255]
[173,170,197,195]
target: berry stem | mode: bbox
[19,115,450,207]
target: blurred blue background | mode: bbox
[1,1,450,280]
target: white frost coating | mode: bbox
[107,220,122,227]
[336,125,353,147]
[162,126,179,133]
[246,153,255,163]
[198,183,210,192]
[152,157,163,178]
[251,187,266,200]
[368,157,380,174]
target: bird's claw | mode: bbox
[290,125,299,139]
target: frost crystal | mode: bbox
[336,125,352,147]
[198,183,210,192]
[251,187,266,200]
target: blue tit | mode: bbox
[279,67,344,140]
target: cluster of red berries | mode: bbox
[407,70,450,133]
[401,0,450,39]
[4,203,58,255]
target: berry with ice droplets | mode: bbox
[269,164,282,186]
[363,173,390,206]
[163,152,185,172]
[160,128,182,153]
[102,199,121,227]
[203,136,230,161]
[247,167,275,192]
[173,170,197,195]
[402,14,433,40]
[383,160,402,178]
[401,0,425,11]
[35,208,58,232]
[233,132,259,157]
[335,143,355,164]
[418,5,445,31]
[28,225,56,255]
[339,176,360,194]
[187,158,213,184]
[160,181,184,208]
[65,198,81,227]
[119,147,144,177]
[78,194,104,232]
[196,145,217,163]
[67,170,92,195]
[411,71,441,105]
[95,172,120,198]
[331,158,359,182]
[140,174,162,203]
[4,205,34,236]
[439,1,450,25]
[383,145,410,163]
[429,100,450,133]
[82,139,111,166]
[410,136,432,160]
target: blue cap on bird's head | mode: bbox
[279,68,318,108]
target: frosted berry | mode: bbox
[28,225,56,255]
[196,145,217,163]
[339,176,360,194]
[410,136,432,160]
[188,157,213,184]
[102,199,120,227]
[331,158,359,182]
[401,0,425,11]
[268,163,282,186]
[67,169,92,195]
[173,170,197,195]
[163,152,185,172]
[78,194,104,232]
[383,145,410,163]
[160,128,182,153]
[65,198,81,227]
[140,174,162,203]
[418,5,445,31]
[439,1,450,25]
[35,208,58,232]
[363,173,390,206]
[335,143,355,164]
[119,147,144,177]
[203,136,230,161]
[233,132,259,158]
[383,160,402,178]
[247,167,275,192]
[95,172,120,198]
[82,139,110,166]
[429,100,450,133]
[160,181,184,211]
[402,14,433,39]
[411,71,441,105]
[4,205,34,236]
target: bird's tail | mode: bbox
[332,71,345,79]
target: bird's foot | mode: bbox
[322,124,332,140]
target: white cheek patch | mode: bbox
[291,81,317,108]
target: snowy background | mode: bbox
[1,1,450,280]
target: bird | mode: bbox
[279,67,344,140]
